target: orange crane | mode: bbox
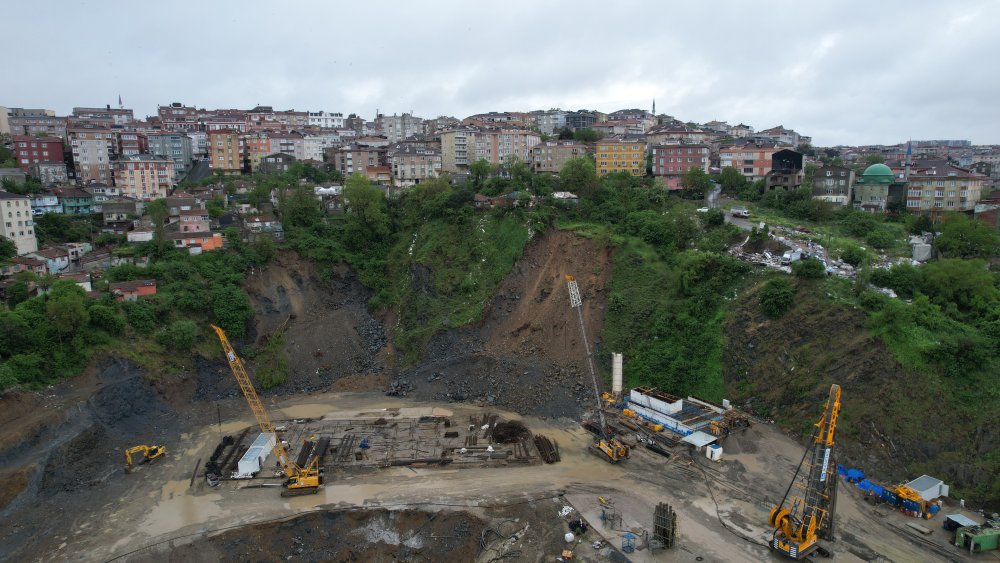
[769,384,841,559]
[211,324,321,496]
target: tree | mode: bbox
[921,259,998,313]
[760,278,795,318]
[560,156,599,199]
[680,167,712,199]
[556,126,575,140]
[469,159,492,190]
[934,213,1000,260]
[573,128,602,143]
[280,185,322,228]
[211,285,253,337]
[839,245,869,267]
[717,167,747,194]
[88,304,125,335]
[155,320,199,350]
[343,173,389,241]
[864,154,885,165]
[792,258,826,278]
[0,236,16,262]
[702,208,725,229]
[46,288,89,338]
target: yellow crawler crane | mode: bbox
[124,444,165,471]
[769,384,841,559]
[211,324,321,496]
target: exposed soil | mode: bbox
[391,229,613,418]
[243,251,389,393]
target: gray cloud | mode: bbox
[5,0,998,145]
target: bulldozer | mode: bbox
[124,445,165,472]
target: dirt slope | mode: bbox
[393,229,613,417]
[243,251,389,392]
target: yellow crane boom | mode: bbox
[211,324,321,495]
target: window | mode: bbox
[743,167,753,174]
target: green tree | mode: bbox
[839,245,869,267]
[469,159,492,190]
[211,285,253,337]
[680,167,712,199]
[88,304,125,335]
[934,213,1000,260]
[864,154,885,165]
[155,320,199,350]
[343,173,389,241]
[717,167,747,194]
[573,128,602,143]
[760,278,795,318]
[556,126,575,140]
[122,301,157,334]
[559,156,599,199]
[0,311,29,357]
[792,258,826,278]
[702,208,725,229]
[46,288,90,338]
[0,235,16,262]
[279,185,323,229]
[921,259,998,313]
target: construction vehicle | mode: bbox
[211,324,322,496]
[769,384,841,559]
[124,445,165,471]
[565,275,630,464]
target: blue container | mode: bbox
[929,504,940,514]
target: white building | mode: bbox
[303,134,342,162]
[308,111,344,129]
[0,191,39,255]
[534,109,567,135]
[187,131,208,158]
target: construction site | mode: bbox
[0,235,997,562]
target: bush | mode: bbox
[760,278,795,318]
[792,258,826,278]
[89,304,125,335]
[702,208,725,229]
[839,245,869,267]
[212,286,253,337]
[870,263,924,299]
[123,301,157,334]
[155,320,199,351]
[864,227,897,250]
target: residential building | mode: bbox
[565,110,598,131]
[176,209,210,232]
[7,112,67,139]
[730,124,754,138]
[69,129,116,184]
[59,272,93,292]
[718,138,790,181]
[147,132,194,178]
[440,126,540,173]
[302,134,341,162]
[606,108,656,131]
[259,153,296,175]
[72,105,133,125]
[595,137,647,176]
[30,191,62,215]
[12,135,64,172]
[168,231,223,253]
[188,131,208,158]
[0,255,47,277]
[112,155,174,200]
[157,102,201,131]
[390,144,441,187]
[102,198,143,231]
[758,125,803,147]
[646,124,709,145]
[29,162,68,185]
[116,132,148,156]
[51,187,94,214]
[83,182,121,212]
[165,194,199,216]
[208,130,242,174]
[896,159,989,221]
[33,246,70,273]
[0,168,27,185]
[652,143,710,189]
[110,279,157,301]
[244,214,283,240]
[326,144,388,176]
[702,120,731,134]
[530,141,588,174]
[592,120,645,136]
[0,191,38,254]
[241,132,272,172]
[811,165,855,206]
[307,111,344,129]
[422,116,460,137]
[764,149,805,192]
[534,109,567,135]
[365,165,392,185]
[269,133,305,160]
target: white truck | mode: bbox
[730,206,749,218]
[780,249,803,265]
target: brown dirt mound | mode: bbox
[243,251,389,391]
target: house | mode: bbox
[58,272,92,292]
[78,251,112,272]
[473,194,492,209]
[82,181,120,212]
[719,138,791,181]
[811,165,855,205]
[0,168,27,185]
[102,197,143,226]
[390,144,442,187]
[258,152,296,175]
[12,135,64,172]
[764,149,805,192]
[0,190,39,254]
[112,154,174,201]
[758,125,803,148]
[595,137,647,176]
[29,162,68,185]
[167,231,224,254]
[30,191,62,215]
[646,124,709,145]
[177,209,210,232]
[244,215,283,240]
[127,226,155,242]
[51,186,94,214]
[32,246,70,273]
[0,255,47,277]
[652,143,710,189]
[552,191,580,205]
[530,141,588,174]
[364,165,392,185]
[165,194,199,216]
[109,279,156,302]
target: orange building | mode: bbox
[208,130,241,174]
[595,137,646,176]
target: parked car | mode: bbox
[731,206,749,218]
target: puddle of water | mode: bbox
[134,480,225,538]
[280,403,336,419]
[284,483,393,510]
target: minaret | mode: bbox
[118,94,123,109]
[652,98,656,116]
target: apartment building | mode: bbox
[0,190,38,255]
[440,127,478,172]
[652,143,709,189]
[241,132,272,172]
[378,113,424,143]
[898,159,989,221]
[147,132,194,178]
[530,141,588,173]
[390,144,441,187]
[595,137,647,176]
[811,165,855,206]
[113,154,174,200]
[326,144,388,176]
[29,162,68,185]
[308,111,344,129]
[6,108,66,139]
[12,135,64,172]
[208,130,242,174]
[269,133,305,160]
[718,138,790,181]
[116,132,148,156]
[69,129,116,184]
[72,105,134,125]
[438,126,540,172]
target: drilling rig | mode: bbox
[769,384,841,559]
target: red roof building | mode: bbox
[12,135,65,172]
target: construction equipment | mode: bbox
[211,324,322,496]
[566,275,630,463]
[124,445,165,471]
[769,384,841,559]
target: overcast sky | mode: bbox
[5,1,998,146]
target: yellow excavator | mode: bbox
[769,384,841,559]
[212,324,322,496]
[124,445,165,472]
[590,437,630,463]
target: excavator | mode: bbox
[124,445,165,472]
[211,324,322,496]
[769,384,841,559]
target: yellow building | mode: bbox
[596,138,646,176]
[208,130,242,174]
